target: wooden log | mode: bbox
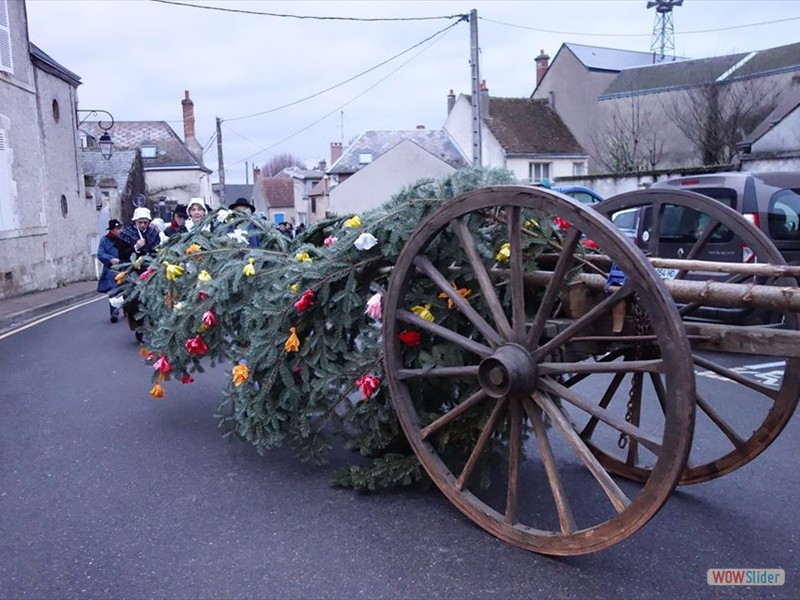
[683,322,800,358]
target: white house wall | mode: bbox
[329,140,456,214]
[145,169,211,209]
[753,106,800,153]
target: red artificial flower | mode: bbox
[181,373,194,385]
[355,375,380,400]
[202,309,217,327]
[582,238,600,250]
[399,330,422,347]
[294,289,316,312]
[185,335,208,356]
[139,267,155,281]
[198,291,209,301]
[153,354,172,374]
[553,217,571,231]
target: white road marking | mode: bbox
[0,296,105,341]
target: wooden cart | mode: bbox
[380,185,800,555]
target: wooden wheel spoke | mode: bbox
[523,398,576,535]
[505,399,523,523]
[455,398,508,491]
[397,309,492,357]
[527,228,581,347]
[538,378,663,455]
[692,354,780,399]
[412,256,502,347]
[562,348,628,388]
[648,372,668,415]
[533,391,631,514]
[695,392,746,449]
[508,206,527,342]
[397,365,479,380]
[534,283,637,360]
[538,358,663,376]
[451,217,514,339]
[580,371,626,438]
[420,389,489,440]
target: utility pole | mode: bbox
[469,9,482,167]
[216,116,226,205]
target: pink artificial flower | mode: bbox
[365,293,382,320]
[153,354,172,374]
[202,309,217,327]
[323,236,338,247]
[139,267,155,281]
[355,375,380,400]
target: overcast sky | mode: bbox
[24,0,800,183]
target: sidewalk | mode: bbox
[0,280,99,333]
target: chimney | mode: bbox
[479,80,489,118]
[535,50,550,86]
[253,165,261,181]
[447,89,455,115]
[330,142,343,165]
[416,125,425,130]
[181,90,203,160]
[317,159,327,171]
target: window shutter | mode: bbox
[0,126,16,231]
[0,0,13,74]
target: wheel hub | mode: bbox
[478,343,538,399]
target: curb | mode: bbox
[0,289,100,333]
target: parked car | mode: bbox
[553,185,605,205]
[649,172,800,265]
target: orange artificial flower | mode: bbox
[232,362,250,387]
[149,382,165,398]
[284,327,300,352]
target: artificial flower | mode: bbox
[553,216,571,231]
[294,251,312,263]
[198,291,209,301]
[289,283,299,293]
[438,282,471,309]
[173,301,185,312]
[153,354,172,374]
[365,293,382,320]
[138,347,150,358]
[197,270,212,283]
[524,218,538,229]
[149,382,165,398]
[344,215,361,228]
[323,236,338,247]
[227,228,249,244]
[114,270,128,285]
[185,243,202,255]
[495,242,511,262]
[294,290,316,312]
[411,304,435,323]
[181,373,194,385]
[284,327,300,352]
[242,258,256,277]
[185,335,208,356]
[216,209,232,223]
[202,309,217,327]
[354,232,378,251]
[163,261,185,281]
[232,362,250,387]
[582,238,600,250]
[355,375,380,400]
[109,295,125,309]
[399,330,422,347]
[139,267,155,281]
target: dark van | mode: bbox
[649,172,800,265]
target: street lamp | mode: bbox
[77,109,115,160]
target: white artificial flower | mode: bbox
[227,228,249,244]
[216,209,232,223]
[354,232,378,251]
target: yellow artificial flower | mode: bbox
[284,327,300,352]
[495,242,511,262]
[438,282,472,309]
[344,215,361,228]
[411,304,435,323]
[242,258,256,277]
[524,219,538,229]
[289,283,299,293]
[185,243,202,255]
[163,261,185,281]
[294,251,312,263]
[149,382,165,398]
[232,363,250,387]
[197,270,212,283]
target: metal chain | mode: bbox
[618,296,650,449]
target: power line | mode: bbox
[151,0,465,22]
[225,17,466,123]
[229,20,458,167]
[479,14,800,37]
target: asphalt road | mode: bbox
[1,299,798,599]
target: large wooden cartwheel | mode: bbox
[594,190,800,484]
[382,186,695,555]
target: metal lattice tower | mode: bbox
[647,0,683,62]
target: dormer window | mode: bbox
[358,153,372,165]
[141,145,157,159]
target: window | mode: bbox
[274,212,285,224]
[311,197,317,213]
[0,0,13,74]
[528,162,550,183]
[572,162,586,176]
[141,145,157,159]
[768,189,800,241]
[358,153,372,165]
[52,99,60,123]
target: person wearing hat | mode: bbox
[186,197,208,231]
[96,218,127,322]
[164,204,188,237]
[228,197,259,247]
[119,207,161,341]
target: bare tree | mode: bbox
[262,153,306,176]
[591,95,663,174]
[663,77,778,165]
